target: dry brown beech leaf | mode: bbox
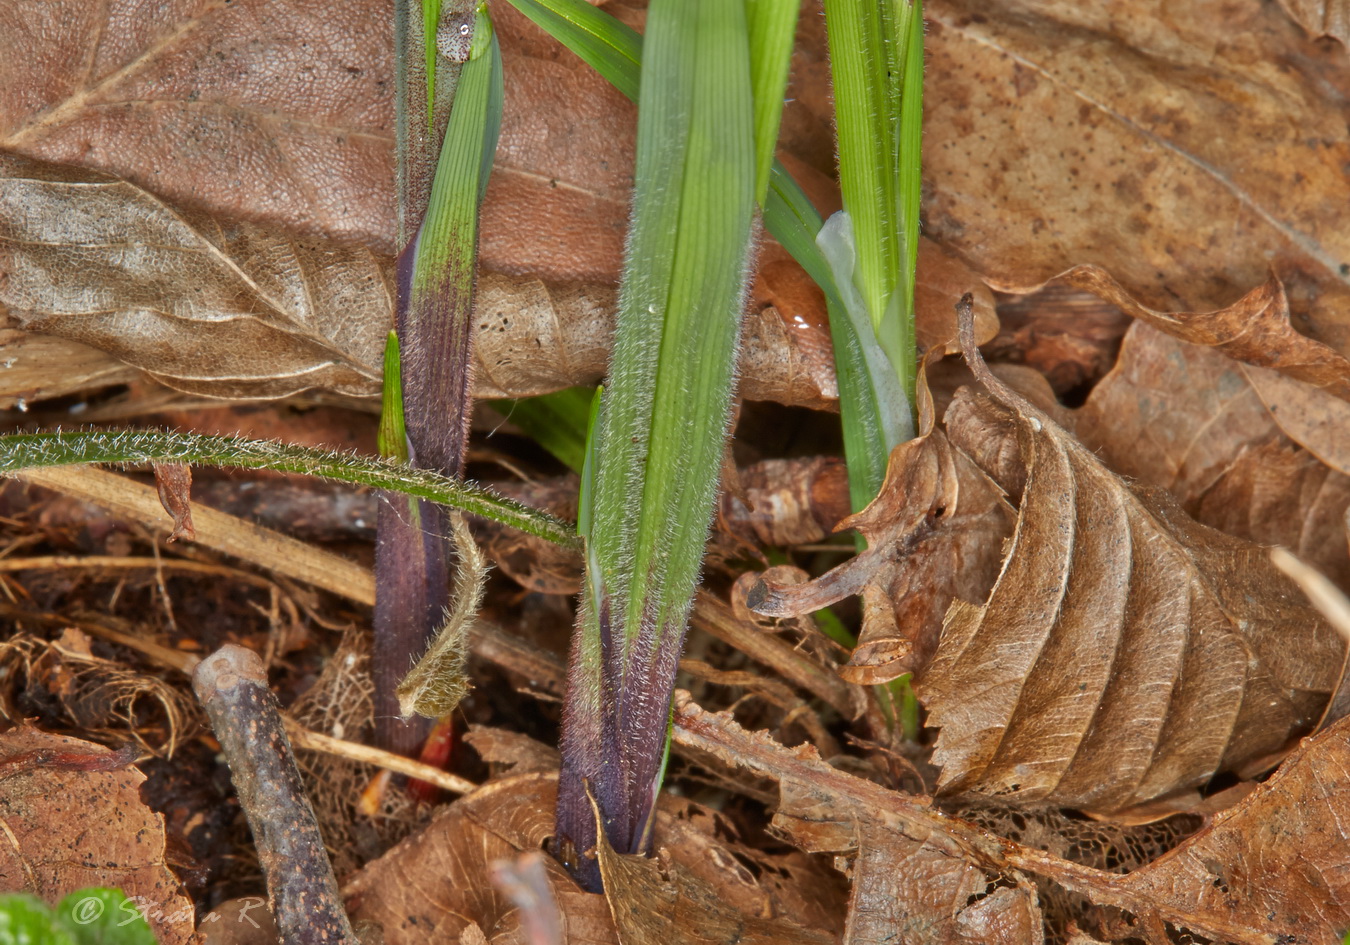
[0,2,850,412]
[0,727,195,945]
[1073,323,1350,591]
[1276,0,1350,44]
[1243,364,1350,477]
[0,152,840,407]
[345,772,617,945]
[0,151,392,398]
[1048,266,1350,475]
[594,815,832,945]
[0,0,627,272]
[0,0,395,251]
[915,310,1345,815]
[348,770,841,945]
[1019,713,1350,945]
[671,693,1046,945]
[924,0,1350,360]
[748,367,1015,683]
[1052,267,1350,403]
[672,689,1350,944]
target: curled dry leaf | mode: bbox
[347,770,841,945]
[916,308,1344,814]
[0,0,854,412]
[1197,440,1350,592]
[1243,365,1350,478]
[152,461,195,542]
[0,0,624,271]
[748,371,1014,683]
[0,151,392,398]
[924,0,1350,360]
[1052,267,1350,403]
[0,727,194,945]
[1074,323,1350,590]
[1024,713,1350,944]
[0,0,395,250]
[1050,266,1350,476]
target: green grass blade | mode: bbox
[555,0,763,891]
[504,0,641,100]
[823,0,924,430]
[382,1,503,753]
[0,430,578,548]
[745,0,798,202]
[897,0,924,317]
[490,386,594,474]
[377,331,410,463]
[504,0,897,512]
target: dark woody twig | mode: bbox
[193,644,359,945]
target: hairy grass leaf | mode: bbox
[554,0,779,892]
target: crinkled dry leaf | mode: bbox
[1025,714,1350,944]
[0,152,840,407]
[345,773,617,945]
[0,727,194,945]
[1050,266,1350,476]
[1054,267,1350,403]
[672,690,1350,944]
[0,151,392,398]
[924,0,1350,360]
[1244,364,1350,477]
[594,842,826,945]
[0,3,848,411]
[0,0,622,271]
[916,311,1344,814]
[1197,440,1350,591]
[773,780,1045,945]
[913,239,1000,356]
[1276,0,1350,44]
[0,0,394,250]
[347,770,841,945]
[1073,323,1350,590]
[594,826,832,945]
[749,372,1015,683]
[1073,324,1282,506]
[670,694,1045,945]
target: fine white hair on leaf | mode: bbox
[396,512,491,720]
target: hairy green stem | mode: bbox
[0,430,577,548]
